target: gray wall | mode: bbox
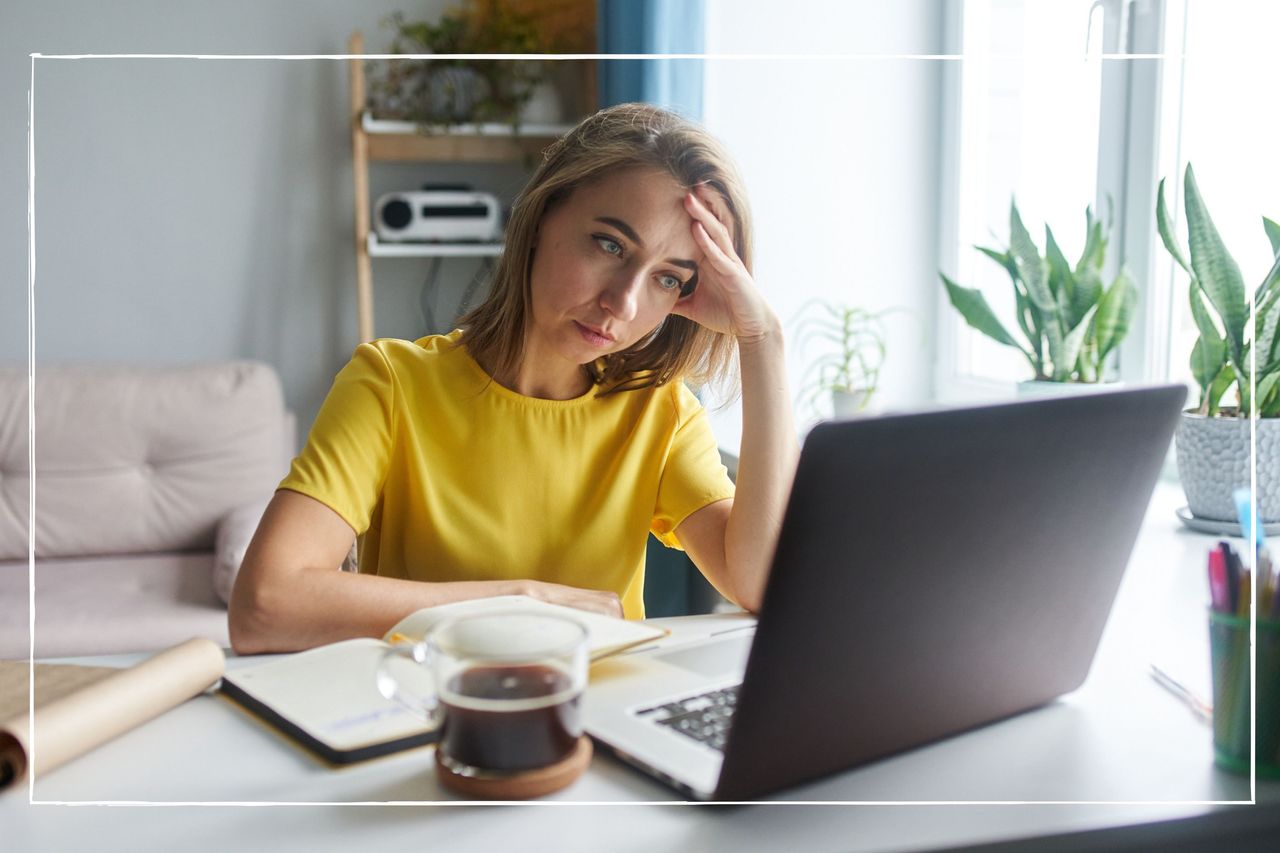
[2,0,530,437]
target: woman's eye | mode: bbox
[594,236,623,256]
[657,274,683,291]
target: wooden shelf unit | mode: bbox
[346,31,574,343]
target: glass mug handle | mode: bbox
[376,641,443,726]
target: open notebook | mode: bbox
[220,596,666,765]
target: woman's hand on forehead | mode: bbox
[671,185,778,344]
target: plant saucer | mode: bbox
[1175,506,1280,537]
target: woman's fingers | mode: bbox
[693,221,739,274]
[526,580,624,618]
[685,191,736,260]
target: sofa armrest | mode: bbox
[213,499,271,605]
[213,497,359,604]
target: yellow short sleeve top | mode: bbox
[278,331,736,619]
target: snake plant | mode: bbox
[1157,163,1280,417]
[940,200,1137,383]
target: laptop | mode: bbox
[584,384,1187,800]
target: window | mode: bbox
[939,0,1278,404]
[938,0,1112,399]
[1151,0,1280,397]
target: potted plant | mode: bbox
[1157,163,1280,524]
[940,200,1138,393]
[367,3,549,130]
[794,300,890,419]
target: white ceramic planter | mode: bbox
[831,389,871,418]
[1175,411,1279,523]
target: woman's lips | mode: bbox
[574,321,615,348]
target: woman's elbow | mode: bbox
[227,566,281,655]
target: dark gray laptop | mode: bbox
[584,384,1187,800]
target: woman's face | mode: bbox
[524,166,701,379]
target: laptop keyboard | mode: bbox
[633,684,740,752]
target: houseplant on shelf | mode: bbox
[367,3,559,130]
[794,300,890,419]
[940,199,1138,393]
[1157,163,1280,525]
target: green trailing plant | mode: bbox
[1157,163,1280,418]
[940,200,1137,383]
[794,300,890,416]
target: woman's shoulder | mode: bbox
[610,376,707,428]
[353,330,468,372]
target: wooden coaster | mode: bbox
[435,736,592,799]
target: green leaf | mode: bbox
[1256,251,1280,312]
[1072,264,1105,331]
[1265,216,1280,259]
[1261,372,1280,417]
[1191,336,1227,402]
[976,246,1019,281]
[1056,304,1099,382]
[1009,201,1055,314]
[1045,225,1078,317]
[941,273,1031,358]
[1184,164,1248,366]
[1008,202,1063,373]
[1190,281,1223,346]
[1076,206,1107,274]
[1257,286,1280,371]
[1206,362,1236,416]
[1157,177,1193,276]
[1094,267,1138,364]
[1012,287,1042,370]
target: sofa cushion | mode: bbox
[0,553,230,659]
[0,362,289,561]
[212,499,271,605]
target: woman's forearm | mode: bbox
[229,569,526,655]
[723,320,800,611]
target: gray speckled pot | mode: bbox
[1175,411,1279,522]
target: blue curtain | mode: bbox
[596,1,713,615]
[596,0,705,119]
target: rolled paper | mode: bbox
[0,638,225,790]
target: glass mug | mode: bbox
[377,611,588,776]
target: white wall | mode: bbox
[702,0,947,448]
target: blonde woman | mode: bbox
[229,103,798,654]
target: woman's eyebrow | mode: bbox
[594,216,698,271]
[595,216,645,246]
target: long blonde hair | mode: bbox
[457,102,751,396]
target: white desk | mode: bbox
[3,482,1277,852]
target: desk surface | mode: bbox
[4,482,1277,852]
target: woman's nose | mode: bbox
[599,270,642,321]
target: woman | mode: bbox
[229,103,798,654]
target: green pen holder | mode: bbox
[1208,611,1280,778]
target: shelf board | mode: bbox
[367,233,504,258]
[361,112,571,163]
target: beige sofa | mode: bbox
[0,362,293,659]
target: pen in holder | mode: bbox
[1208,610,1280,777]
[1206,494,1280,775]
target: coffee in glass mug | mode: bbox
[378,612,588,776]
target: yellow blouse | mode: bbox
[279,331,735,618]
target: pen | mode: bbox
[1221,541,1240,614]
[1149,664,1213,724]
[1208,548,1230,613]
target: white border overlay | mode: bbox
[25,49,1256,811]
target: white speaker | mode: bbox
[374,190,502,242]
